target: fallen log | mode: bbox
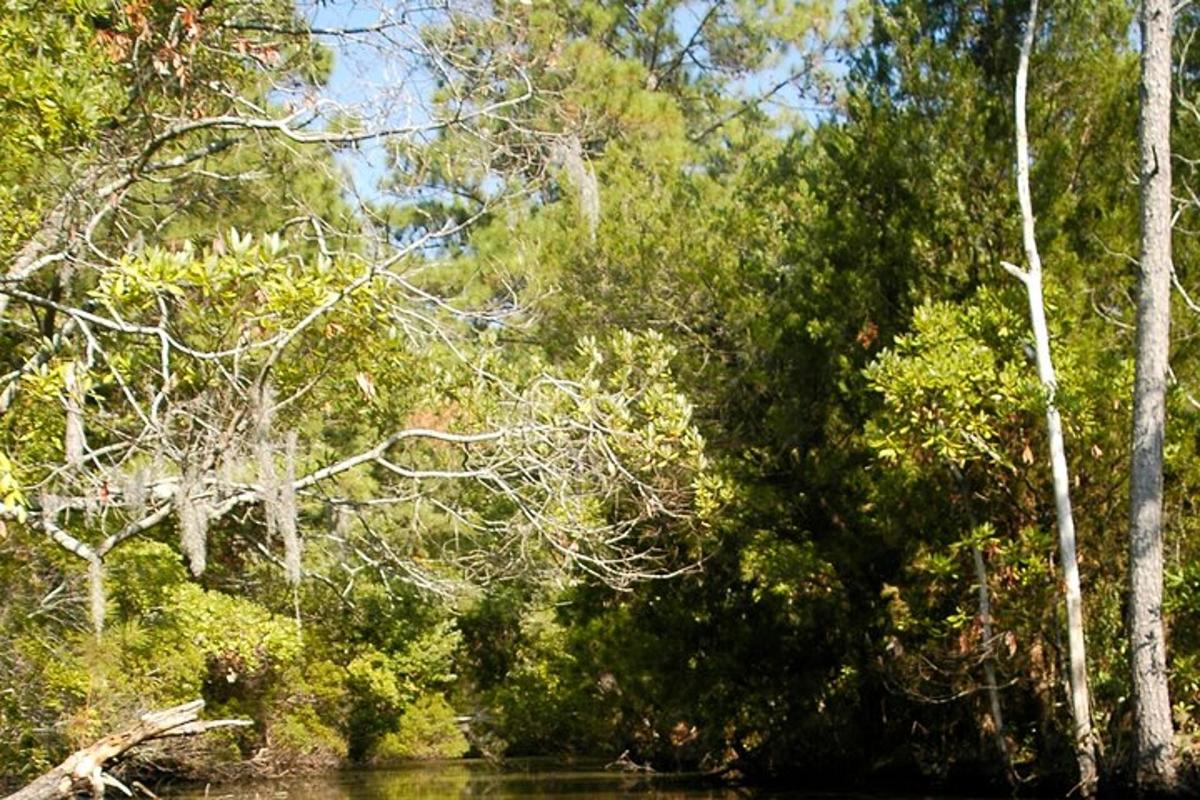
[3,700,251,800]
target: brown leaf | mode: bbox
[856,320,879,349]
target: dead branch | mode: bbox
[2,701,250,800]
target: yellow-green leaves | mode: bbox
[0,451,25,523]
[171,583,302,674]
[0,0,119,258]
[866,292,1035,471]
[740,530,840,606]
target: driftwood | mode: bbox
[605,750,655,773]
[3,700,251,800]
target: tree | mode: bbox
[479,0,1142,783]
[1000,1,1097,793]
[0,1,714,775]
[0,1,710,636]
[1129,0,1178,791]
[12,0,1200,791]
[866,295,1040,783]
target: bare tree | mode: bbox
[0,2,708,629]
[1129,0,1179,791]
[1001,0,1097,794]
[2,268,706,628]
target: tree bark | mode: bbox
[1005,1,1098,794]
[972,544,1013,781]
[1130,0,1178,792]
[2,701,249,800]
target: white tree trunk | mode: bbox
[1005,1,1098,794]
[1130,0,1178,791]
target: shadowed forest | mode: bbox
[2,0,1200,797]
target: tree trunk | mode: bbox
[1005,1,1098,794]
[972,544,1014,781]
[2,701,249,800]
[1130,0,1178,792]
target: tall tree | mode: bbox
[1129,0,1178,791]
[1002,0,1097,794]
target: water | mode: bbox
[163,762,745,799]
[160,760,980,799]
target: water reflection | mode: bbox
[163,760,760,800]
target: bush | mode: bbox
[372,694,469,761]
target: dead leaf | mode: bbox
[856,320,879,349]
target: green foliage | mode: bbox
[473,604,605,757]
[373,694,469,761]
[169,584,302,676]
[739,530,840,607]
[0,452,24,522]
[107,540,188,617]
[269,705,349,763]
[7,0,1200,792]
[344,622,464,760]
[0,0,119,257]
[867,293,1036,470]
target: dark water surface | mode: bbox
[160,760,987,800]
